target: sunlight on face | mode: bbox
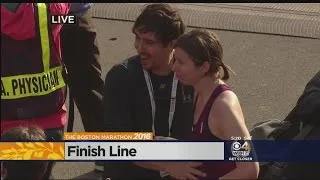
[134,30,173,71]
[172,47,203,85]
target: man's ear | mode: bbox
[168,40,177,49]
[171,40,177,47]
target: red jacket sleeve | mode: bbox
[49,3,71,58]
[49,3,71,15]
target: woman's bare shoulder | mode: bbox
[209,89,244,125]
[215,90,240,108]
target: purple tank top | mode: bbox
[190,84,236,180]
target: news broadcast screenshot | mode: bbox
[1,3,319,180]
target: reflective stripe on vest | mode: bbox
[38,3,50,72]
[1,3,66,100]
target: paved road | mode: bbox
[52,17,320,180]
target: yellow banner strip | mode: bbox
[64,132,154,140]
[0,142,64,160]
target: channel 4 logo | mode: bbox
[229,141,253,161]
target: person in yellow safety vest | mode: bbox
[1,3,71,179]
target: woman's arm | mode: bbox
[209,91,259,179]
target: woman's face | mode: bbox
[172,47,207,86]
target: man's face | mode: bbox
[134,30,174,71]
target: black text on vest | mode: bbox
[51,15,77,25]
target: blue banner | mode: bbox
[225,140,320,162]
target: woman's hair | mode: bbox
[175,29,234,80]
[1,126,49,180]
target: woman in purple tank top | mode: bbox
[170,29,259,180]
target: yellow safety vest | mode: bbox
[1,3,66,100]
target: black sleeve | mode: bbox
[60,12,104,132]
[103,64,133,132]
[296,72,320,124]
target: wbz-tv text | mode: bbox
[51,15,77,25]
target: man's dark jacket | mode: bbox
[102,55,194,180]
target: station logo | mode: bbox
[229,141,253,161]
